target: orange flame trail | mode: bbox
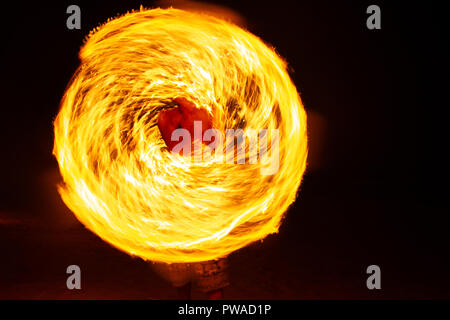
[53,8,308,263]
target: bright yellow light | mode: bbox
[53,8,308,263]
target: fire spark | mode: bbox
[53,8,308,263]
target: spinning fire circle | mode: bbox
[53,8,308,263]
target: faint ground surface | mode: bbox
[0,170,449,299]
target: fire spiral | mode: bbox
[53,8,308,263]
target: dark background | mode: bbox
[0,0,448,299]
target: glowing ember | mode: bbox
[53,8,308,263]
